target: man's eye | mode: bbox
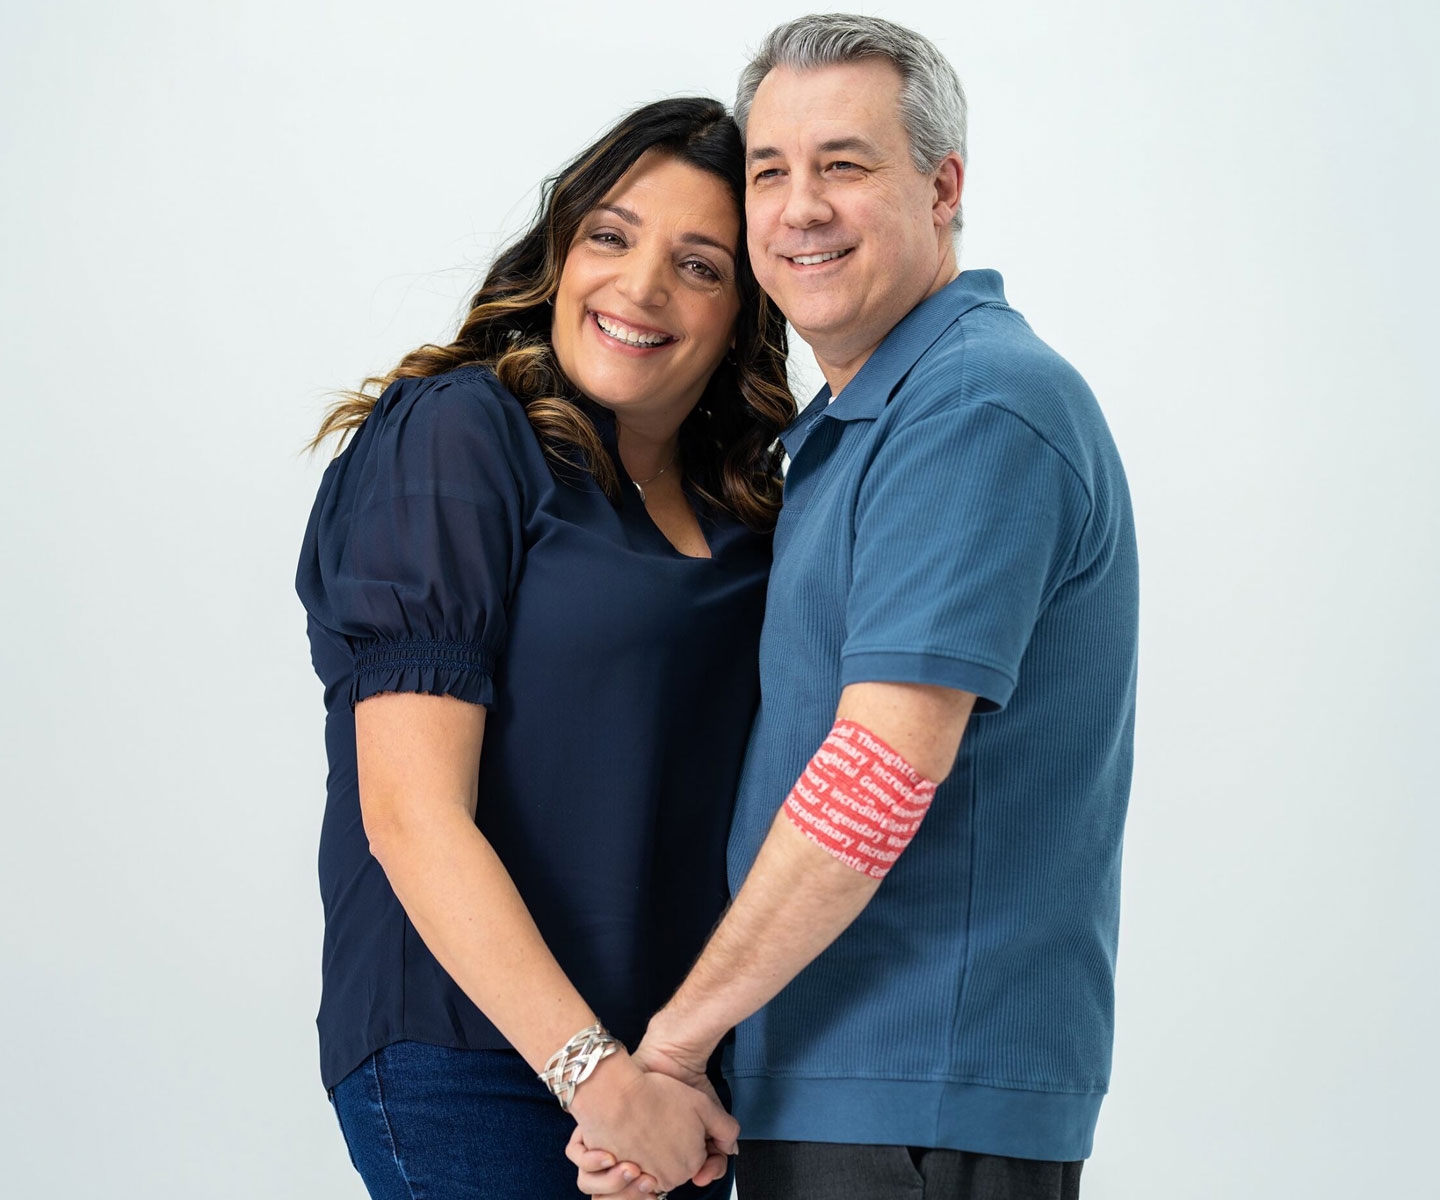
[828,161,859,172]
[752,168,784,183]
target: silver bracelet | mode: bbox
[538,1021,620,1111]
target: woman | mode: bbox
[296,97,793,1198]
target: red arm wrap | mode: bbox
[780,719,938,880]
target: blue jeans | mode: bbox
[330,1040,733,1199]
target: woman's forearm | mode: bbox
[357,691,593,1072]
[354,693,733,1188]
[367,804,596,1074]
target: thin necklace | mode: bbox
[631,455,676,502]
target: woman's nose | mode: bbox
[614,248,669,308]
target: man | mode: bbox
[575,14,1137,1198]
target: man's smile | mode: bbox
[781,247,855,269]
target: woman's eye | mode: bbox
[682,259,720,281]
[589,230,626,248]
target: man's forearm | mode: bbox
[649,813,881,1053]
[646,681,975,1059]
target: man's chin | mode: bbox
[786,309,858,348]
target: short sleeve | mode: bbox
[842,401,1089,710]
[296,372,526,709]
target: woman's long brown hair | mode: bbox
[311,98,794,531]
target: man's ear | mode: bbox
[932,152,965,228]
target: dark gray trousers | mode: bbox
[736,1140,1083,1200]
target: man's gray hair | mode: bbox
[735,14,968,231]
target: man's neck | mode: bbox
[812,261,961,398]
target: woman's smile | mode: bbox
[550,150,741,424]
[589,309,677,350]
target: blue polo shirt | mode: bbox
[296,366,772,1089]
[724,271,1138,1161]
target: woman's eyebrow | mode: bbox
[599,203,642,225]
[680,232,736,259]
[597,204,735,259]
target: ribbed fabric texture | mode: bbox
[724,270,1138,1161]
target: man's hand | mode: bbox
[567,1052,737,1195]
[634,1026,732,1187]
[633,1019,720,1099]
[567,1033,735,1196]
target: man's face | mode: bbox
[744,60,959,378]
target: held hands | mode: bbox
[568,1027,731,1196]
[567,1040,736,1196]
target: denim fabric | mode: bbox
[330,1041,733,1199]
[736,1140,1081,1200]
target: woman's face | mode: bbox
[551,151,742,427]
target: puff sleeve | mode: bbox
[296,371,526,709]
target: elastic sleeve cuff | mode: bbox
[840,649,1015,712]
[349,638,497,709]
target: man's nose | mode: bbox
[780,175,833,229]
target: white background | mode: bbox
[2,1,1435,1196]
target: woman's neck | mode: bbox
[615,419,681,482]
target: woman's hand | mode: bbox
[565,1130,659,1197]
[567,1125,734,1197]
[567,1052,737,1195]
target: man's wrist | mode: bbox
[644,1006,723,1066]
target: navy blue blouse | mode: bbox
[296,366,771,1089]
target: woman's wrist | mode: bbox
[537,1020,621,1110]
[565,1045,643,1123]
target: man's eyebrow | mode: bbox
[746,136,881,166]
[817,136,880,157]
[596,204,734,259]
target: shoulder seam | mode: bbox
[973,402,1091,504]
[969,403,1097,584]
[893,396,1093,507]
